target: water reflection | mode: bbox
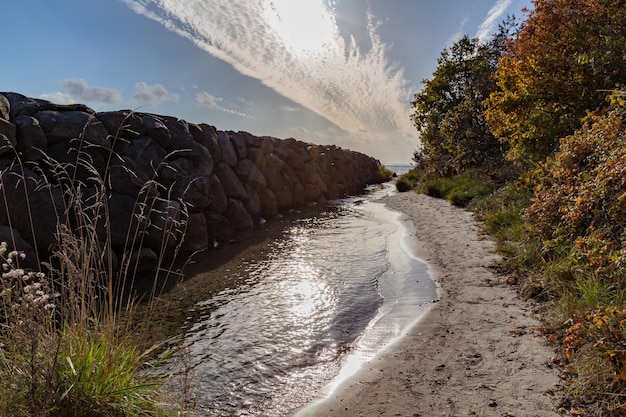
[159,185,435,416]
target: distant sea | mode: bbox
[384,163,414,176]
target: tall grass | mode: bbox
[0,113,191,416]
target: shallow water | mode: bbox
[159,183,436,416]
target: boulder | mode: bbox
[214,162,248,201]
[196,124,222,164]
[235,158,266,189]
[0,224,39,270]
[0,119,16,147]
[180,212,209,255]
[115,135,166,180]
[217,131,238,167]
[94,191,150,249]
[43,143,106,186]
[0,94,9,120]
[97,110,145,140]
[126,246,159,276]
[0,161,65,255]
[244,184,262,220]
[141,115,171,149]
[108,155,156,199]
[34,110,110,149]
[205,212,232,243]
[229,131,248,160]
[13,115,48,161]
[225,198,253,231]
[158,158,213,211]
[145,198,184,252]
[208,174,228,214]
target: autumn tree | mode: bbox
[411,22,514,175]
[485,0,626,163]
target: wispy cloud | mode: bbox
[196,91,253,118]
[132,82,179,105]
[39,91,75,105]
[120,0,414,140]
[53,78,123,104]
[446,14,470,46]
[475,0,513,42]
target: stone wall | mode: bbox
[0,92,387,273]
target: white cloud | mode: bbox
[446,15,470,46]
[196,91,253,118]
[195,91,222,108]
[57,78,123,104]
[132,82,179,104]
[120,0,414,142]
[475,0,513,42]
[38,92,75,105]
[281,104,300,112]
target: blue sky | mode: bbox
[2,0,532,164]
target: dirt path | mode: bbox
[295,192,560,417]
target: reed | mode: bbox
[0,113,191,416]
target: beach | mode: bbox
[296,191,560,417]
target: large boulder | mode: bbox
[225,198,253,231]
[34,110,110,149]
[0,94,9,120]
[0,161,65,255]
[235,158,266,189]
[180,212,209,255]
[13,115,48,161]
[0,224,38,270]
[214,162,248,201]
[115,135,166,180]
[141,115,171,148]
[97,110,145,140]
[217,131,238,167]
[208,174,228,214]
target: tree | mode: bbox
[411,21,514,175]
[485,0,626,163]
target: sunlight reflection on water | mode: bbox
[159,183,435,416]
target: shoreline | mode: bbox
[295,191,560,416]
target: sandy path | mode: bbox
[295,191,560,417]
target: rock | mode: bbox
[141,115,171,149]
[114,135,166,180]
[97,110,145,140]
[0,224,39,270]
[235,158,267,189]
[180,212,209,255]
[0,119,16,148]
[127,246,159,275]
[43,143,106,187]
[158,158,213,211]
[145,198,183,252]
[225,198,253,231]
[205,212,232,243]
[34,110,110,149]
[13,115,48,161]
[229,131,248,160]
[94,191,150,249]
[257,187,278,217]
[0,161,64,255]
[196,124,222,164]
[0,94,10,120]
[214,162,248,201]
[244,184,262,220]
[108,155,156,199]
[208,174,228,214]
[217,131,238,167]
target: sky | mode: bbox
[2,0,532,164]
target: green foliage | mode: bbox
[524,103,626,280]
[395,168,421,192]
[485,0,626,163]
[377,164,394,182]
[411,22,514,174]
[420,173,493,207]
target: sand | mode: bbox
[295,191,560,417]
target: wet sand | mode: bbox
[295,191,560,417]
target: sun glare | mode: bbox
[262,0,339,55]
